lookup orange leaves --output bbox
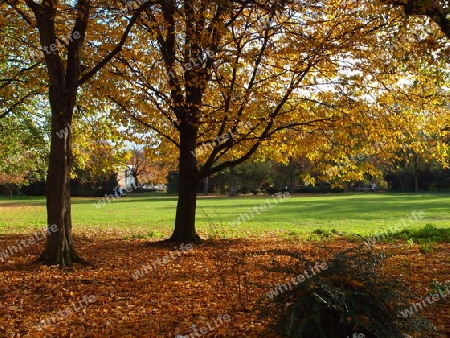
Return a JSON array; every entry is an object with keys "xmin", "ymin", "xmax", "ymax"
[{"xmin": 0, "ymin": 234, "xmax": 450, "ymax": 336}]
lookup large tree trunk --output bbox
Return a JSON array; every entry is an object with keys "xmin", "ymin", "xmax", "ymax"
[
  {"xmin": 24, "ymin": 0, "xmax": 144, "ymax": 266},
  {"xmin": 37, "ymin": 53, "xmax": 87, "ymax": 267},
  {"xmin": 171, "ymin": 175, "xmax": 200, "ymax": 242},
  {"xmin": 169, "ymin": 123, "xmax": 201, "ymax": 243},
  {"xmin": 39, "ymin": 108, "xmax": 85, "ymax": 267},
  {"xmin": 27, "ymin": 0, "xmax": 91, "ymax": 268}
]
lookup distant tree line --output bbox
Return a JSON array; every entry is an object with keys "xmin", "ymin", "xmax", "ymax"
[
  {"xmin": 165, "ymin": 158, "xmax": 450, "ymax": 195},
  {"xmin": 3, "ymin": 154, "xmax": 450, "ymax": 197}
]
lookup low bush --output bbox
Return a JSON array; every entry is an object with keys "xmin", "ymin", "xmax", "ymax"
[
  {"xmin": 255, "ymin": 245, "xmax": 440, "ymax": 338},
  {"xmin": 393, "ymin": 224, "xmax": 450, "ymax": 244}
]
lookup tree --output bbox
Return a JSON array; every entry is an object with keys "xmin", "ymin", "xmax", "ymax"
[
  {"xmin": 3, "ymin": 0, "xmax": 448, "ymax": 249},
  {"xmin": 232, "ymin": 161, "xmax": 273, "ymax": 193},
  {"xmin": 143, "ymin": 147, "xmax": 173, "ymax": 186},
  {"xmin": 72, "ymin": 138, "xmax": 130, "ymax": 196},
  {"xmin": 101, "ymin": 0, "xmax": 435, "ymax": 242},
  {"xmin": 2, "ymin": 0, "xmax": 151, "ymax": 267},
  {"xmin": 0, "ymin": 106, "xmax": 48, "ymax": 195},
  {"xmin": 381, "ymin": 0, "xmax": 450, "ymax": 39},
  {"xmin": 127, "ymin": 145, "xmax": 153, "ymax": 187}
]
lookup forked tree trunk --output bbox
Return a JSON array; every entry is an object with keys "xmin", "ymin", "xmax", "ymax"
[
  {"xmin": 27, "ymin": 0, "xmax": 90, "ymax": 268},
  {"xmin": 24, "ymin": 0, "xmax": 145, "ymax": 266}
]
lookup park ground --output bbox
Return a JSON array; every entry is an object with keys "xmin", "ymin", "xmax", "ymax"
[{"xmin": 0, "ymin": 193, "xmax": 449, "ymax": 337}]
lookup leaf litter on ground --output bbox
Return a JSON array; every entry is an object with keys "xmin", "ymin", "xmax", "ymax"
[{"xmin": 0, "ymin": 231, "xmax": 449, "ymax": 337}]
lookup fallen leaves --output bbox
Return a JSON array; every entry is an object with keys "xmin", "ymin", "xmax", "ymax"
[{"xmin": 0, "ymin": 234, "xmax": 449, "ymax": 337}]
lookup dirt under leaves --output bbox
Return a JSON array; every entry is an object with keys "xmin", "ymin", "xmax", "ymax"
[{"xmin": 0, "ymin": 232, "xmax": 449, "ymax": 337}]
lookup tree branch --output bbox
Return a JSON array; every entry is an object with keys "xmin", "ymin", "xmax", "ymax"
[
  {"xmin": 382, "ymin": 0, "xmax": 450, "ymax": 39},
  {"xmin": 78, "ymin": 0, "xmax": 157, "ymax": 85}
]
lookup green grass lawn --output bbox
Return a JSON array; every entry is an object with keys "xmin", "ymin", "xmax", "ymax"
[{"xmin": 1, "ymin": 193, "xmax": 449, "ymax": 241}]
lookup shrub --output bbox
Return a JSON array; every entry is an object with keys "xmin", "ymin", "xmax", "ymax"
[
  {"xmin": 166, "ymin": 171, "xmax": 179, "ymax": 193},
  {"xmin": 393, "ymin": 224, "xmax": 450, "ymax": 244},
  {"xmin": 255, "ymin": 245, "xmax": 440, "ymax": 338},
  {"xmin": 294, "ymin": 185, "xmax": 319, "ymax": 193},
  {"xmin": 266, "ymin": 186, "xmax": 280, "ymax": 194},
  {"xmin": 239, "ymin": 186, "xmax": 250, "ymax": 194}
]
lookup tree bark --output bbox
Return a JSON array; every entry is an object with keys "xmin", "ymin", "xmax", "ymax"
[
  {"xmin": 169, "ymin": 122, "xmax": 201, "ymax": 243},
  {"xmin": 20, "ymin": 0, "xmax": 147, "ymax": 266},
  {"xmin": 40, "ymin": 110, "xmax": 85, "ymax": 266},
  {"xmin": 26, "ymin": 0, "xmax": 90, "ymax": 268}
]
